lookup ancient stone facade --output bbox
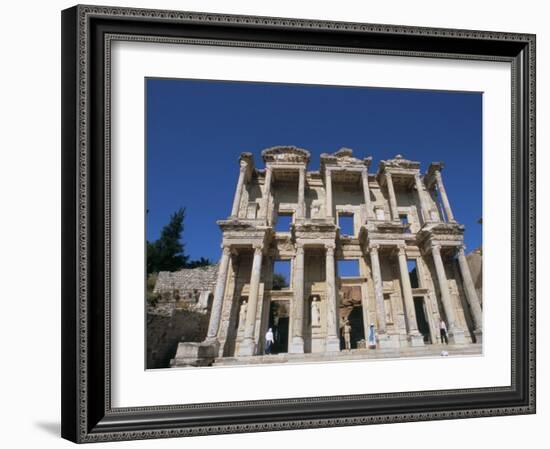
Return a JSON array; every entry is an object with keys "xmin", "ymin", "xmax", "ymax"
[{"xmin": 172, "ymin": 146, "xmax": 482, "ymax": 366}]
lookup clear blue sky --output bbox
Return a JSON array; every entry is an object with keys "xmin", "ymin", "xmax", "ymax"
[{"xmin": 146, "ymin": 78, "xmax": 482, "ymax": 263}]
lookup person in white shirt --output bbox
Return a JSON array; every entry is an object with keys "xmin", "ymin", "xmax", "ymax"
[
  {"xmin": 265, "ymin": 328, "xmax": 274, "ymax": 354},
  {"xmin": 439, "ymin": 319, "xmax": 449, "ymax": 345}
]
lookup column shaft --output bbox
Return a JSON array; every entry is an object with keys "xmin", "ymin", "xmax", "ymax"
[
  {"xmin": 290, "ymin": 245, "xmax": 305, "ymax": 353},
  {"xmin": 385, "ymin": 172, "xmax": 399, "ymax": 221},
  {"xmin": 262, "ymin": 167, "xmax": 273, "ymax": 221},
  {"xmin": 435, "ymin": 171, "xmax": 455, "ymax": 222},
  {"xmin": 230, "ymin": 164, "xmax": 247, "ymax": 217},
  {"xmin": 414, "ymin": 173, "xmax": 430, "ymax": 224},
  {"xmin": 362, "ymin": 168, "xmax": 373, "ymax": 219},
  {"xmin": 397, "ymin": 246, "xmax": 420, "ymax": 335},
  {"xmin": 325, "ymin": 169, "xmax": 333, "ymax": 219},
  {"xmin": 206, "ymin": 246, "xmax": 232, "ymax": 340},
  {"xmin": 457, "ymin": 247, "xmax": 483, "ymax": 331},
  {"xmin": 369, "ymin": 245, "xmax": 386, "ymax": 334},
  {"xmin": 239, "ymin": 245, "xmax": 263, "ymax": 356},
  {"xmin": 325, "ymin": 245, "xmax": 340, "ymax": 351},
  {"xmin": 432, "ymin": 245, "xmax": 458, "ymax": 331},
  {"xmin": 297, "ymin": 167, "xmax": 306, "ymax": 219}
]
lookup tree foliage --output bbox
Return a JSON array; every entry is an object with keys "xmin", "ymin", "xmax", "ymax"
[
  {"xmin": 147, "ymin": 208, "xmax": 189, "ymax": 273},
  {"xmin": 147, "ymin": 207, "xmax": 214, "ymax": 274},
  {"xmin": 272, "ymin": 273, "xmax": 289, "ymax": 291}
]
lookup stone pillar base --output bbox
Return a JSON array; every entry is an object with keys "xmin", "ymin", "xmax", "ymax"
[
  {"xmin": 408, "ymin": 333, "xmax": 425, "ymax": 347},
  {"xmin": 449, "ymin": 328, "xmax": 466, "ymax": 345},
  {"xmin": 377, "ymin": 333, "xmax": 400, "ymax": 349},
  {"xmin": 238, "ymin": 338, "xmax": 256, "ymax": 357},
  {"xmin": 289, "ymin": 337, "xmax": 305, "ymax": 354},
  {"xmin": 170, "ymin": 340, "xmax": 219, "ymax": 367},
  {"xmin": 325, "ymin": 336, "xmax": 341, "ymax": 352},
  {"xmin": 473, "ymin": 329, "xmax": 483, "ymax": 344}
]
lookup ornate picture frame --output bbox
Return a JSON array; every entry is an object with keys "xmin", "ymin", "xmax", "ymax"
[{"xmin": 61, "ymin": 4, "xmax": 535, "ymax": 443}]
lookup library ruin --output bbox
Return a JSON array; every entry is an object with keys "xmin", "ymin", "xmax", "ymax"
[{"xmin": 166, "ymin": 146, "xmax": 482, "ymax": 367}]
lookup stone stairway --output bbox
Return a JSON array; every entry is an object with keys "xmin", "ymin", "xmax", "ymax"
[{"xmin": 213, "ymin": 343, "xmax": 482, "ymax": 366}]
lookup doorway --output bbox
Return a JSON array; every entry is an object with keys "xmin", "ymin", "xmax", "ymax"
[
  {"xmin": 347, "ymin": 305, "xmax": 366, "ymax": 349},
  {"xmin": 413, "ymin": 297, "xmax": 432, "ymax": 343},
  {"xmin": 269, "ymin": 301, "xmax": 289, "ymax": 354}
]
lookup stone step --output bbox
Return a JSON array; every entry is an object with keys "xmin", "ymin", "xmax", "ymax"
[{"xmin": 213, "ymin": 344, "xmax": 482, "ymax": 366}]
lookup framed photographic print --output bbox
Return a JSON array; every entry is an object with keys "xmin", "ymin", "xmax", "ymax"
[{"xmin": 61, "ymin": 4, "xmax": 536, "ymax": 443}]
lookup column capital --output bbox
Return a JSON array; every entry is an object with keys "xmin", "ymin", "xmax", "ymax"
[
  {"xmin": 432, "ymin": 244, "xmax": 442, "ymax": 255},
  {"xmin": 295, "ymin": 243, "xmax": 305, "ymax": 255},
  {"xmin": 369, "ymin": 243, "xmax": 380, "ymax": 253},
  {"xmin": 457, "ymin": 244, "xmax": 466, "ymax": 255},
  {"xmin": 252, "ymin": 243, "xmax": 264, "ymax": 254},
  {"xmin": 325, "ymin": 243, "xmax": 336, "ymax": 255},
  {"xmin": 221, "ymin": 244, "xmax": 232, "ymax": 256},
  {"xmin": 397, "ymin": 244, "xmax": 407, "ymax": 256}
]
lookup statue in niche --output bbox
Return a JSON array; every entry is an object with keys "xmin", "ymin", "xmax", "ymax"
[
  {"xmin": 238, "ymin": 299, "xmax": 248, "ymax": 329},
  {"xmin": 311, "ymin": 296, "xmax": 321, "ymax": 327}
]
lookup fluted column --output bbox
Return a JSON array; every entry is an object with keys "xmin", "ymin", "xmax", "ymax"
[
  {"xmin": 262, "ymin": 166, "xmax": 273, "ymax": 221},
  {"xmin": 457, "ymin": 246, "xmax": 483, "ymax": 336},
  {"xmin": 362, "ymin": 168, "xmax": 373, "ymax": 219},
  {"xmin": 325, "ymin": 169, "xmax": 333, "ymax": 219},
  {"xmin": 325, "ymin": 243, "xmax": 340, "ymax": 351},
  {"xmin": 230, "ymin": 162, "xmax": 248, "ymax": 218},
  {"xmin": 434, "ymin": 170, "xmax": 455, "ymax": 222},
  {"xmin": 414, "ymin": 173, "xmax": 430, "ymax": 224},
  {"xmin": 239, "ymin": 244, "xmax": 264, "ymax": 356},
  {"xmin": 297, "ymin": 167, "xmax": 306, "ymax": 219},
  {"xmin": 397, "ymin": 245, "xmax": 424, "ymax": 346},
  {"xmin": 385, "ymin": 172, "xmax": 399, "ymax": 221},
  {"xmin": 206, "ymin": 245, "xmax": 232, "ymax": 342},
  {"xmin": 289, "ymin": 244, "xmax": 305, "ymax": 353},
  {"xmin": 431, "ymin": 244, "xmax": 465, "ymax": 344}
]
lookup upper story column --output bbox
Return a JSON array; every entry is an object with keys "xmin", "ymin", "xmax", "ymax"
[
  {"xmin": 206, "ymin": 244, "xmax": 232, "ymax": 342},
  {"xmin": 230, "ymin": 154, "xmax": 252, "ymax": 218},
  {"xmin": 262, "ymin": 166, "xmax": 273, "ymax": 221},
  {"xmin": 325, "ymin": 168, "xmax": 333, "ymax": 219},
  {"xmin": 434, "ymin": 170, "xmax": 455, "ymax": 222},
  {"xmin": 297, "ymin": 166, "xmax": 306, "ymax": 219},
  {"xmin": 361, "ymin": 168, "xmax": 373, "ymax": 219},
  {"xmin": 385, "ymin": 172, "xmax": 399, "ymax": 221},
  {"xmin": 414, "ymin": 172, "xmax": 431, "ymax": 224}
]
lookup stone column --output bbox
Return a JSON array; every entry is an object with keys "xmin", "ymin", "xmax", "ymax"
[
  {"xmin": 205, "ymin": 245, "xmax": 232, "ymax": 343},
  {"xmin": 325, "ymin": 169, "xmax": 333, "ymax": 219},
  {"xmin": 414, "ymin": 173, "xmax": 430, "ymax": 224},
  {"xmin": 262, "ymin": 166, "xmax": 273, "ymax": 221},
  {"xmin": 230, "ymin": 162, "xmax": 248, "ymax": 218},
  {"xmin": 325, "ymin": 243, "xmax": 340, "ymax": 351},
  {"xmin": 397, "ymin": 245, "xmax": 424, "ymax": 346},
  {"xmin": 457, "ymin": 246, "xmax": 483, "ymax": 341},
  {"xmin": 434, "ymin": 170, "xmax": 455, "ymax": 222},
  {"xmin": 385, "ymin": 172, "xmax": 399, "ymax": 221},
  {"xmin": 431, "ymin": 244, "xmax": 465, "ymax": 344},
  {"xmin": 362, "ymin": 168, "xmax": 373, "ymax": 219},
  {"xmin": 290, "ymin": 244, "xmax": 305, "ymax": 353},
  {"xmin": 297, "ymin": 166, "xmax": 306, "ymax": 219},
  {"xmin": 239, "ymin": 244, "xmax": 264, "ymax": 356},
  {"xmin": 369, "ymin": 244, "xmax": 386, "ymax": 335}
]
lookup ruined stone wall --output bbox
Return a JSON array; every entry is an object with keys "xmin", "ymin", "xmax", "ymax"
[{"xmin": 154, "ymin": 264, "xmax": 219, "ymax": 301}]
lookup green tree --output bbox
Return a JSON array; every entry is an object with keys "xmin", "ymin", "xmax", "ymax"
[
  {"xmin": 186, "ymin": 257, "xmax": 213, "ymax": 269},
  {"xmin": 147, "ymin": 208, "xmax": 189, "ymax": 273},
  {"xmin": 272, "ymin": 273, "xmax": 288, "ymax": 290}
]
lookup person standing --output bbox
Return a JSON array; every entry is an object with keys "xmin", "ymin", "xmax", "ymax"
[
  {"xmin": 265, "ymin": 328, "xmax": 274, "ymax": 354},
  {"xmin": 439, "ymin": 318, "xmax": 449, "ymax": 345}
]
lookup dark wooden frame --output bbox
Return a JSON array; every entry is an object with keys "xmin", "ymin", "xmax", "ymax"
[{"xmin": 61, "ymin": 4, "xmax": 536, "ymax": 443}]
